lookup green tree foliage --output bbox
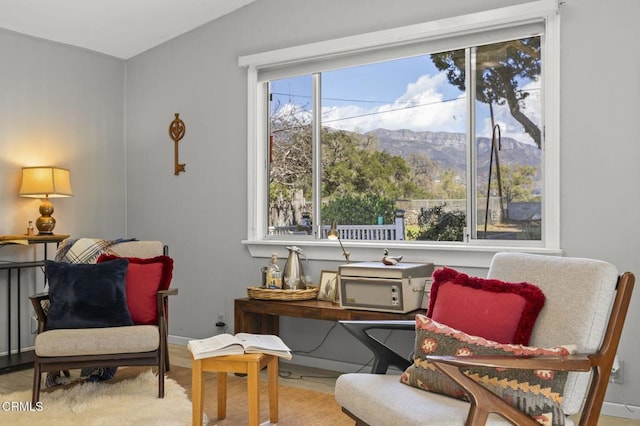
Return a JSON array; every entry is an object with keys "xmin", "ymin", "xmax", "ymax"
[
  {"xmin": 321, "ymin": 129, "xmax": 427, "ymax": 200},
  {"xmin": 431, "ymin": 38, "xmax": 542, "ymax": 148},
  {"xmin": 408, "ymin": 204, "xmax": 466, "ymax": 241},
  {"xmin": 406, "ymin": 153, "xmax": 440, "ymax": 198},
  {"xmin": 269, "ymin": 117, "xmax": 429, "ymax": 226},
  {"xmin": 493, "ymin": 164, "xmax": 538, "ymax": 203},
  {"xmin": 436, "ymin": 168, "xmax": 466, "ymax": 199},
  {"xmin": 322, "ymin": 194, "xmax": 396, "ymax": 225}
]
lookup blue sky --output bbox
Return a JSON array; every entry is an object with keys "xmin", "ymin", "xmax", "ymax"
[
  {"xmin": 322, "ymin": 56, "xmax": 453, "ymax": 106},
  {"xmin": 270, "ymin": 53, "xmax": 540, "ymax": 145}
]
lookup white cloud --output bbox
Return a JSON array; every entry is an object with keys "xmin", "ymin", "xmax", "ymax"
[
  {"xmin": 321, "ymin": 73, "xmax": 466, "ymax": 133},
  {"xmin": 305, "ymin": 71, "xmax": 541, "ymax": 146}
]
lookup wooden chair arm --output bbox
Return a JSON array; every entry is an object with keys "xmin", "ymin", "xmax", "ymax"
[
  {"xmin": 426, "ymin": 353, "xmax": 595, "ymax": 425},
  {"xmin": 28, "ymin": 288, "xmax": 179, "ymax": 331},
  {"xmin": 29, "ymin": 292, "xmax": 49, "ymax": 305},
  {"xmin": 29, "ymin": 292, "xmax": 50, "ymax": 333},
  {"xmin": 340, "ymin": 320, "xmax": 415, "ymax": 373},
  {"xmin": 158, "ymin": 288, "xmax": 178, "ymax": 297},
  {"xmin": 427, "ymin": 353, "xmax": 594, "ymax": 372},
  {"xmin": 156, "ymin": 287, "xmax": 178, "ymax": 323}
]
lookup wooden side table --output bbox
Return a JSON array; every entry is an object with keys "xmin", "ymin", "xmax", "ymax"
[
  {"xmin": 191, "ymin": 353, "xmax": 279, "ymax": 426},
  {"xmin": 0, "ymin": 234, "xmax": 69, "ymax": 260}
]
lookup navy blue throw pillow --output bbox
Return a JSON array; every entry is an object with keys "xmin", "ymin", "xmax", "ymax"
[{"xmin": 45, "ymin": 259, "xmax": 133, "ymax": 330}]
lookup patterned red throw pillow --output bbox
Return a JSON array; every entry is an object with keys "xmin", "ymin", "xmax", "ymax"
[
  {"xmin": 427, "ymin": 267, "xmax": 545, "ymax": 345},
  {"xmin": 400, "ymin": 315, "xmax": 575, "ymax": 426}
]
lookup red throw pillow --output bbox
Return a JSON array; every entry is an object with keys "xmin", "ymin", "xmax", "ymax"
[
  {"xmin": 427, "ymin": 267, "xmax": 545, "ymax": 345},
  {"xmin": 97, "ymin": 254, "xmax": 173, "ymax": 325}
]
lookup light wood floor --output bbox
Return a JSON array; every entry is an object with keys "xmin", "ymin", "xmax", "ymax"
[{"xmin": 1, "ymin": 344, "xmax": 638, "ymax": 426}]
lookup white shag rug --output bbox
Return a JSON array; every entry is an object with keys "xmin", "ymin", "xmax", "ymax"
[{"xmin": 0, "ymin": 370, "xmax": 192, "ymax": 425}]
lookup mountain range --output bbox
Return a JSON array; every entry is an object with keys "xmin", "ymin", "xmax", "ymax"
[{"xmin": 366, "ymin": 128, "xmax": 542, "ymax": 185}]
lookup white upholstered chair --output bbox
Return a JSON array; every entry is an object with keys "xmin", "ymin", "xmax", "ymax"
[
  {"xmin": 335, "ymin": 252, "xmax": 634, "ymax": 425},
  {"xmin": 29, "ymin": 240, "xmax": 177, "ymax": 404}
]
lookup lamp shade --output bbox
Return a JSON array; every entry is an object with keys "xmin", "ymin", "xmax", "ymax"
[{"xmin": 18, "ymin": 167, "xmax": 73, "ymax": 198}]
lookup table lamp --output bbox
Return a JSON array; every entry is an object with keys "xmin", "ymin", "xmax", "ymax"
[
  {"xmin": 327, "ymin": 220, "xmax": 350, "ymax": 263},
  {"xmin": 18, "ymin": 167, "xmax": 73, "ymax": 234}
]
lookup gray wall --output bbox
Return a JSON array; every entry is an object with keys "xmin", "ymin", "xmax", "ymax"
[
  {"xmin": 0, "ymin": 30, "xmax": 126, "ymax": 238},
  {"xmin": 1, "ymin": 0, "xmax": 639, "ymax": 417},
  {"xmin": 0, "ymin": 29, "xmax": 126, "ymax": 357}
]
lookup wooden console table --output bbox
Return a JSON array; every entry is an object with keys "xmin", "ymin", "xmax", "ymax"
[
  {"xmin": 0, "ymin": 234, "xmax": 69, "ymax": 258},
  {"xmin": 0, "ymin": 234, "xmax": 69, "ymax": 373},
  {"xmin": 234, "ymin": 297, "xmax": 419, "ymax": 335}
]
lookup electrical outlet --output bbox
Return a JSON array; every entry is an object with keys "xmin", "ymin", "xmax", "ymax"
[
  {"xmin": 216, "ymin": 313, "xmax": 226, "ymax": 327},
  {"xmin": 611, "ymin": 360, "xmax": 624, "ymax": 384}
]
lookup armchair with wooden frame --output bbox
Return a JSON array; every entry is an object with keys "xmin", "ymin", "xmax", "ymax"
[
  {"xmin": 335, "ymin": 252, "xmax": 635, "ymax": 426},
  {"xmin": 29, "ymin": 240, "xmax": 177, "ymax": 404}
]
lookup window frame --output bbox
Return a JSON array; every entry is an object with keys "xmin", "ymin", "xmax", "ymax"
[{"xmin": 239, "ymin": 0, "xmax": 561, "ymax": 268}]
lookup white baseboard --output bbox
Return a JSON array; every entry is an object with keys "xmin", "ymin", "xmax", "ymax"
[
  {"xmin": 169, "ymin": 335, "xmax": 191, "ymax": 346},
  {"xmin": 280, "ymin": 353, "xmax": 373, "ymax": 374},
  {"xmin": 601, "ymin": 402, "xmax": 640, "ymax": 420},
  {"xmin": 276, "ymin": 352, "xmax": 406, "ymax": 376},
  {"xmin": 0, "ymin": 345, "xmax": 35, "ymax": 356}
]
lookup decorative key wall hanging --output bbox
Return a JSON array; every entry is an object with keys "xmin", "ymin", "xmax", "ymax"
[{"xmin": 169, "ymin": 113, "xmax": 186, "ymax": 175}]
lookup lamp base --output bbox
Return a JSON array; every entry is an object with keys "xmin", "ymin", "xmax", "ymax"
[
  {"xmin": 36, "ymin": 198, "xmax": 56, "ymax": 234},
  {"xmin": 35, "ymin": 217, "xmax": 56, "ymax": 234}
]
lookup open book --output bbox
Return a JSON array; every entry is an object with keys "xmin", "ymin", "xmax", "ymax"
[{"xmin": 187, "ymin": 333, "xmax": 292, "ymax": 360}]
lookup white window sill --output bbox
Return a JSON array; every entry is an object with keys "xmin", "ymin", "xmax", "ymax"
[{"xmin": 242, "ymin": 239, "xmax": 562, "ymax": 269}]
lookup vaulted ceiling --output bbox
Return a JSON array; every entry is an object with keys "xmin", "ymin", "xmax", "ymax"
[{"xmin": 0, "ymin": 0, "xmax": 256, "ymax": 59}]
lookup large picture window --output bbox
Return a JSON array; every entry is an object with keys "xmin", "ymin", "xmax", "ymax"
[{"xmin": 241, "ymin": 1, "xmax": 560, "ymax": 265}]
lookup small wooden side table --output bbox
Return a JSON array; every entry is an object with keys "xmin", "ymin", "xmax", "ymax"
[{"xmin": 191, "ymin": 352, "xmax": 279, "ymax": 426}]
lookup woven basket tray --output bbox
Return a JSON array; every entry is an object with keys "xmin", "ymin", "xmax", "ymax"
[{"xmin": 247, "ymin": 286, "xmax": 319, "ymax": 301}]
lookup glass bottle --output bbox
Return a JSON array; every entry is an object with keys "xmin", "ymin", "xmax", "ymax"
[
  {"xmin": 266, "ymin": 253, "xmax": 283, "ymax": 289},
  {"xmin": 27, "ymin": 221, "xmax": 35, "ymax": 236}
]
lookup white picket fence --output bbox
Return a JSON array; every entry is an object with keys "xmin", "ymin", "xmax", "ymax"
[
  {"xmin": 319, "ymin": 224, "xmax": 403, "ymax": 240},
  {"xmin": 269, "ymin": 214, "xmax": 405, "ymax": 240}
]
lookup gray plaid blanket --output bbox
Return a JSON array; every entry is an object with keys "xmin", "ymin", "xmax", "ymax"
[{"xmin": 54, "ymin": 237, "xmax": 133, "ymax": 264}]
